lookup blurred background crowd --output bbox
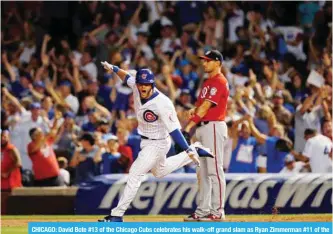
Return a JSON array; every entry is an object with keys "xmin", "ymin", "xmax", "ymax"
[{"xmin": 1, "ymin": 1, "xmax": 332, "ymax": 188}]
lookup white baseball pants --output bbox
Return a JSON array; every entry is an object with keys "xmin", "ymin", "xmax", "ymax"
[
  {"xmin": 195, "ymin": 121, "xmax": 227, "ymax": 217},
  {"xmin": 111, "ymin": 137, "xmax": 193, "ymax": 217}
]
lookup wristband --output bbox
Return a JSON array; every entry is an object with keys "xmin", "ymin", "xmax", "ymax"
[
  {"xmin": 113, "ymin": 65, "xmax": 120, "ymax": 73},
  {"xmin": 190, "ymin": 114, "xmax": 202, "ymax": 124}
]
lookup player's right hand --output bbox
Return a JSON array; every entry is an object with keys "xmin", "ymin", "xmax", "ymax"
[
  {"xmin": 186, "ymin": 108, "xmax": 196, "ymax": 119},
  {"xmin": 101, "ymin": 61, "xmax": 113, "ymax": 72}
]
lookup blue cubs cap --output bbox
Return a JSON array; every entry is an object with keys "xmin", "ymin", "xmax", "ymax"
[
  {"xmin": 199, "ymin": 50, "xmax": 223, "ymax": 63},
  {"xmin": 135, "ymin": 68, "xmax": 155, "ymax": 85}
]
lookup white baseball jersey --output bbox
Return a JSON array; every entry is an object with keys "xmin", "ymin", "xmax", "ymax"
[
  {"xmin": 126, "ymin": 75, "xmax": 181, "ymax": 139},
  {"xmin": 303, "ymin": 134, "xmax": 333, "ymax": 173}
]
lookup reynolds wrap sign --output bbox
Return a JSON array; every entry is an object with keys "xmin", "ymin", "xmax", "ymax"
[{"xmin": 75, "ymin": 174, "xmax": 332, "ymax": 215}]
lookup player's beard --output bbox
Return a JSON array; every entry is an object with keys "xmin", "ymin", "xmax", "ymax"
[{"xmin": 140, "ymin": 86, "xmax": 153, "ymax": 99}]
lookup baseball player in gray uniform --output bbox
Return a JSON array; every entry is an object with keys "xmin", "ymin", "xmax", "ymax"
[
  {"xmin": 98, "ymin": 61, "xmax": 214, "ymax": 222},
  {"xmin": 183, "ymin": 50, "xmax": 229, "ymax": 221}
]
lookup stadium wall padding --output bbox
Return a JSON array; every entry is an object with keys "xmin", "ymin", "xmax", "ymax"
[{"xmin": 75, "ymin": 173, "xmax": 332, "ymax": 215}]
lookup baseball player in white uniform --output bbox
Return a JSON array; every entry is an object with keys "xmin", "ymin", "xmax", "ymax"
[{"xmin": 98, "ymin": 61, "xmax": 214, "ymax": 222}]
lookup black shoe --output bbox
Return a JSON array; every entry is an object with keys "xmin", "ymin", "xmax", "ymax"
[{"xmin": 98, "ymin": 215, "xmax": 123, "ymax": 222}]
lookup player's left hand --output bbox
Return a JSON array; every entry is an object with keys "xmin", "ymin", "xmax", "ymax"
[{"xmin": 101, "ymin": 61, "xmax": 114, "ymax": 73}]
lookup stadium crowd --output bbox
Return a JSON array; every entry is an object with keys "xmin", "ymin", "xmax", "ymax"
[{"xmin": 1, "ymin": 1, "xmax": 332, "ymax": 188}]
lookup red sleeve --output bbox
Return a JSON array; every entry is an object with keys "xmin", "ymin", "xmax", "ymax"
[{"xmin": 205, "ymin": 80, "xmax": 228, "ymax": 105}]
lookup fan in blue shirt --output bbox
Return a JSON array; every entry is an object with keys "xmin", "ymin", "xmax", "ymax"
[{"xmin": 246, "ymin": 116, "xmax": 289, "ymax": 173}]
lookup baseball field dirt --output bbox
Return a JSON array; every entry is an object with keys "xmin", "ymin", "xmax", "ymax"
[{"xmin": 1, "ymin": 214, "xmax": 332, "ymax": 234}]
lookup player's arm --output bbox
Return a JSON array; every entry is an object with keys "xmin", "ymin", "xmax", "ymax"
[
  {"xmin": 170, "ymin": 129, "xmax": 192, "ymax": 152},
  {"xmin": 184, "ymin": 100, "xmax": 213, "ymax": 133},
  {"xmin": 101, "ymin": 61, "xmax": 131, "ymax": 82}
]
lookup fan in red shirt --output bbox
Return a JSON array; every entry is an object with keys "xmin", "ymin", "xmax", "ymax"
[
  {"xmin": 27, "ymin": 113, "xmax": 64, "ymax": 186},
  {"xmin": 1, "ymin": 130, "xmax": 22, "ymax": 191},
  {"xmin": 183, "ymin": 50, "xmax": 229, "ymax": 222}
]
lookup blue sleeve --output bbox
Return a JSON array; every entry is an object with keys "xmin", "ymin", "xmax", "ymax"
[{"xmin": 170, "ymin": 129, "xmax": 190, "ymax": 151}]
